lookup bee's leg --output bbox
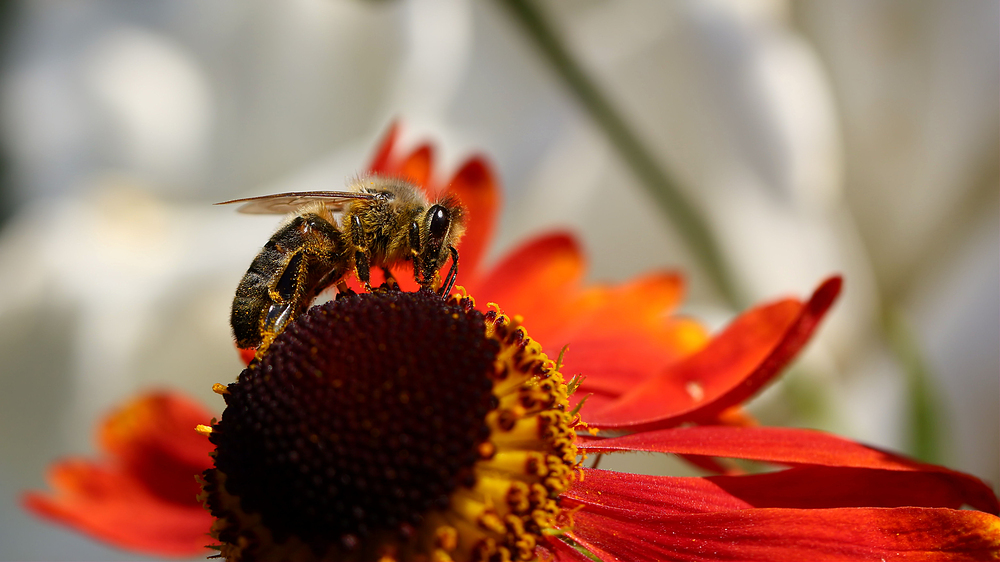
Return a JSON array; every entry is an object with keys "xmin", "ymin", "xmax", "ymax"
[
  {"xmin": 255, "ymin": 250, "xmax": 307, "ymax": 356},
  {"xmin": 439, "ymin": 246, "xmax": 460, "ymax": 296},
  {"xmin": 256, "ymin": 307, "xmax": 290, "ymax": 360}
]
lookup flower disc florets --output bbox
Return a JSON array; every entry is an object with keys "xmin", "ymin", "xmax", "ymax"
[{"xmin": 201, "ymin": 289, "xmax": 578, "ymax": 561}]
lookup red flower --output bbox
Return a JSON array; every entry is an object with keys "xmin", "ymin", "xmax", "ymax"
[
  {"xmin": 24, "ymin": 392, "xmax": 215, "ymax": 556},
  {"xmin": 25, "ymin": 127, "xmax": 1000, "ymax": 560}
]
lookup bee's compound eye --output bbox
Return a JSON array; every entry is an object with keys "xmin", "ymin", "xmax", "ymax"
[{"xmin": 427, "ymin": 205, "xmax": 450, "ymax": 243}]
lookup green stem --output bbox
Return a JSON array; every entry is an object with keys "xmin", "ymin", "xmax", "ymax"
[
  {"xmin": 882, "ymin": 306, "xmax": 945, "ymax": 464},
  {"xmin": 497, "ymin": 0, "xmax": 743, "ymax": 307}
]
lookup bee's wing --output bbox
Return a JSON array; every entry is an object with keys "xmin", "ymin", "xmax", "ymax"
[{"xmin": 215, "ymin": 191, "xmax": 377, "ymax": 215}]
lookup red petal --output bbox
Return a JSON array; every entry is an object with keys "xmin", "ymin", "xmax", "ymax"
[
  {"xmin": 587, "ymin": 277, "xmax": 842, "ymax": 430},
  {"xmin": 383, "ymin": 262, "xmax": 422, "ymax": 292},
  {"xmin": 24, "ymin": 461, "xmax": 212, "ymax": 557},
  {"xmin": 579, "ymin": 426, "xmax": 999, "ymax": 514},
  {"xmin": 563, "ymin": 468, "xmax": 754, "ymax": 515},
  {"xmin": 709, "ymin": 466, "xmax": 1000, "ymax": 511},
  {"xmin": 567, "ymin": 506, "xmax": 1000, "ymax": 562},
  {"xmin": 366, "ymin": 121, "xmax": 400, "ymax": 174},
  {"xmin": 444, "ymin": 157, "xmax": 500, "ymax": 277},
  {"xmin": 566, "ymin": 466, "xmax": 997, "ymax": 517},
  {"xmin": 23, "ymin": 392, "xmax": 217, "ymax": 556}
]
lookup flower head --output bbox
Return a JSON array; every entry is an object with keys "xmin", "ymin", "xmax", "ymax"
[
  {"xmin": 24, "ymin": 128, "xmax": 1000, "ymax": 561},
  {"xmin": 202, "ymin": 288, "xmax": 576, "ymax": 561}
]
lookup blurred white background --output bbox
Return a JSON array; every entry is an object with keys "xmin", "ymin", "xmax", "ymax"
[{"xmin": 0, "ymin": 1, "xmax": 995, "ymax": 560}]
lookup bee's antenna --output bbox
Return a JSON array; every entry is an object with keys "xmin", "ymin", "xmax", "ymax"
[{"xmin": 439, "ymin": 246, "xmax": 459, "ymax": 296}]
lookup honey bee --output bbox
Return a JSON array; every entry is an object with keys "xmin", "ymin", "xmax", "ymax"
[{"xmin": 218, "ymin": 176, "xmax": 466, "ymax": 352}]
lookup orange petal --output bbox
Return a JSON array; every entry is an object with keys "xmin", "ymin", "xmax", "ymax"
[
  {"xmin": 445, "ymin": 157, "xmax": 500, "ymax": 277},
  {"xmin": 579, "ymin": 272, "xmax": 687, "ymax": 335},
  {"xmin": 530, "ymin": 273, "xmax": 703, "ymax": 408},
  {"xmin": 473, "ymin": 233, "xmax": 586, "ymax": 337},
  {"xmin": 547, "ymin": 271, "xmax": 699, "ymax": 351},
  {"xmin": 558, "ymin": 317, "xmax": 709, "ymax": 407},
  {"xmin": 560, "ymin": 329, "xmax": 693, "ymax": 410}
]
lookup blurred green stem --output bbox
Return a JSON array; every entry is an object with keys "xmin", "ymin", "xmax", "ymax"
[
  {"xmin": 500, "ymin": 0, "xmax": 945, "ymax": 464},
  {"xmin": 882, "ymin": 306, "xmax": 945, "ymax": 464},
  {"xmin": 497, "ymin": 0, "xmax": 743, "ymax": 308}
]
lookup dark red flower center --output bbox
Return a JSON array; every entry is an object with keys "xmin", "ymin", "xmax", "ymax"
[{"xmin": 207, "ymin": 290, "xmax": 499, "ymax": 551}]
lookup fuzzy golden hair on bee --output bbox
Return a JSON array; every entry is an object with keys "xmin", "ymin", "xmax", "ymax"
[{"xmin": 217, "ymin": 176, "xmax": 467, "ymax": 354}]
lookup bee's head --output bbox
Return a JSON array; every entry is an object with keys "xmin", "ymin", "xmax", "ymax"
[{"xmin": 413, "ymin": 196, "xmax": 465, "ymax": 286}]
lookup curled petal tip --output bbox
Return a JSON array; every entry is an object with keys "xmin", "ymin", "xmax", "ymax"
[
  {"xmin": 367, "ymin": 120, "xmax": 401, "ymax": 173},
  {"xmin": 815, "ymin": 275, "xmax": 843, "ymax": 305}
]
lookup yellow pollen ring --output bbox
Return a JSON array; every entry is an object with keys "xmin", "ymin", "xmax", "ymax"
[{"xmin": 436, "ymin": 294, "xmax": 578, "ymax": 561}]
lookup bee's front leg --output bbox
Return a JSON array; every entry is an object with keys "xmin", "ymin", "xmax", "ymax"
[{"xmin": 439, "ymin": 246, "xmax": 459, "ymax": 296}]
